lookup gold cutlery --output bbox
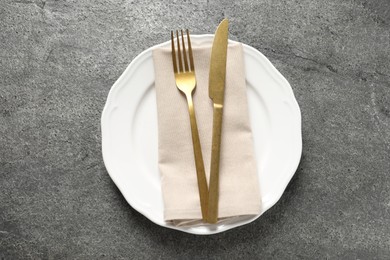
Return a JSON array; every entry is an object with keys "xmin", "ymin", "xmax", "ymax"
[
  {"xmin": 170, "ymin": 30, "xmax": 209, "ymax": 221},
  {"xmin": 207, "ymin": 19, "xmax": 229, "ymax": 223}
]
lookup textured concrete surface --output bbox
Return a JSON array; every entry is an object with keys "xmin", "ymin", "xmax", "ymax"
[{"xmin": 1, "ymin": 0, "xmax": 390, "ymax": 259}]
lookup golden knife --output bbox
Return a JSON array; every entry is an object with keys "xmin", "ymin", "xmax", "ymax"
[{"xmin": 207, "ymin": 19, "xmax": 229, "ymax": 224}]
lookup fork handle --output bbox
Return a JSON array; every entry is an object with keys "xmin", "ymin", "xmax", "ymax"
[{"xmin": 186, "ymin": 94, "xmax": 209, "ymax": 221}]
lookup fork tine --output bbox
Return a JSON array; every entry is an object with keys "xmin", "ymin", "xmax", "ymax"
[
  {"xmin": 181, "ymin": 30, "xmax": 189, "ymax": 72},
  {"xmin": 186, "ymin": 29, "xmax": 195, "ymax": 72},
  {"xmin": 176, "ymin": 30, "xmax": 183, "ymax": 72},
  {"xmin": 171, "ymin": 31, "xmax": 177, "ymax": 73}
]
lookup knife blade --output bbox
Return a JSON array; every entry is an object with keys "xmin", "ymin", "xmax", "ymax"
[{"xmin": 207, "ymin": 18, "xmax": 229, "ymax": 224}]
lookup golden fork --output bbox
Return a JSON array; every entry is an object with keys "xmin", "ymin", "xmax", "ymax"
[{"xmin": 171, "ymin": 30, "xmax": 208, "ymax": 221}]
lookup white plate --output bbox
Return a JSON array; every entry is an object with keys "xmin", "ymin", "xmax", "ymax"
[{"xmin": 101, "ymin": 35, "xmax": 302, "ymax": 235}]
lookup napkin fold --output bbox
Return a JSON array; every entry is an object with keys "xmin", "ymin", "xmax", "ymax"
[{"xmin": 153, "ymin": 40, "xmax": 260, "ymax": 226}]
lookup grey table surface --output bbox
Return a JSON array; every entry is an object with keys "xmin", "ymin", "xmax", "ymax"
[{"xmin": 1, "ymin": 0, "xmax": 390, "ymax": 259}]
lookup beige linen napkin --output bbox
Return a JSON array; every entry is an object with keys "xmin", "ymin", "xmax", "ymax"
[{"xmin": 153, "ymin": 40, "xmax": 260, "ymax": 226}]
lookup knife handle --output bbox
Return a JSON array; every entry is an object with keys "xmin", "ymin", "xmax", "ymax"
[
  {"xmin": 186, "ymin": 94, "xmax": 209, "ymax": 221},
  {"xmin": 207, "ymin": 103, "xmax": 223, "ymax": 224}
]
